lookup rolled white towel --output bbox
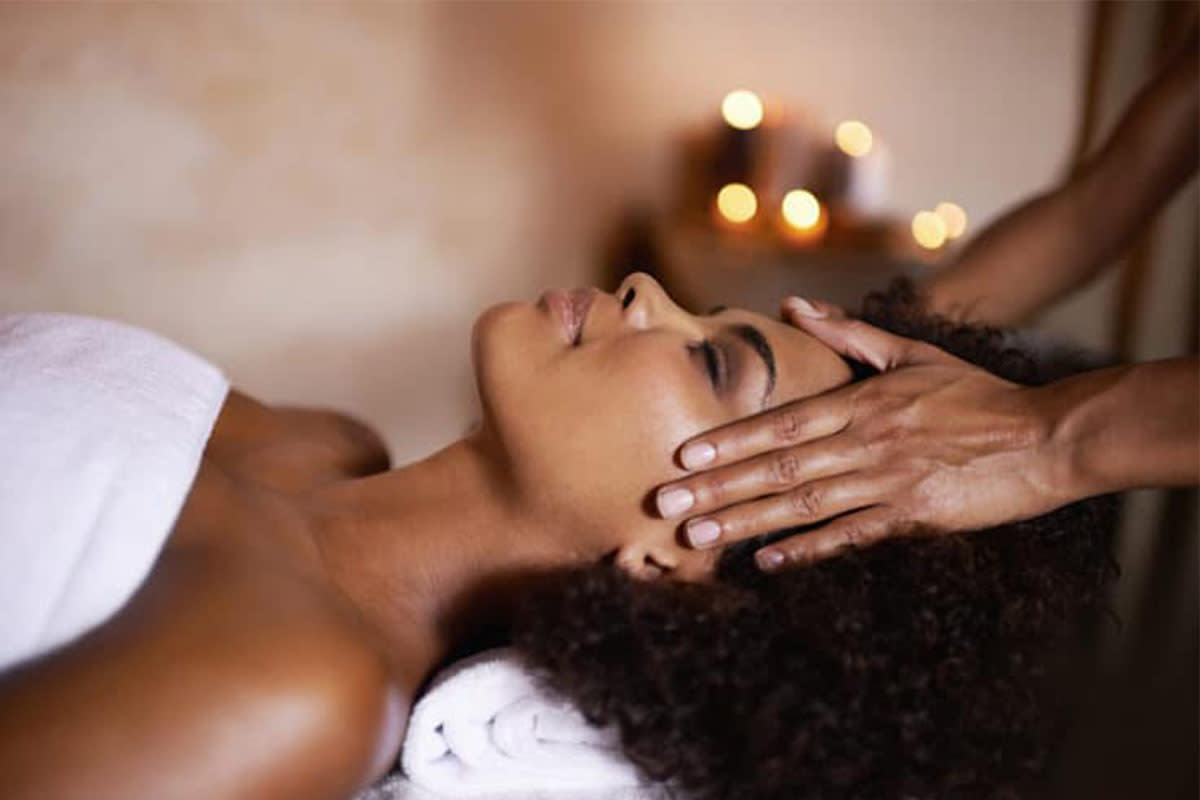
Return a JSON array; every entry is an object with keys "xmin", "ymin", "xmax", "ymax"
[{"xmin": 400, "ymin": 647, "xmax": 652, "ymax": 797}]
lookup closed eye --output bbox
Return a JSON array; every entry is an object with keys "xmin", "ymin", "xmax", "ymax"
[{"xmin": 689, "ymin": 339, "xmax": 725, "ymax": 390}]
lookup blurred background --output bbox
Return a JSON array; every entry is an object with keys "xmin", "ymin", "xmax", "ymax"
[
  {"xmin": 0, "ymin": 0, "xmax": 1122, "ymax": 461},
  {"xmin": 0, "ymin": 2, "xmax": 1195, "ymax": 796}
]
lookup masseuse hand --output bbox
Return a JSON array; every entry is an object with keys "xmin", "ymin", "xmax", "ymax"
[{"xmin": 657, "ymin": 298, "xmax": 1071, "ymax": 572}]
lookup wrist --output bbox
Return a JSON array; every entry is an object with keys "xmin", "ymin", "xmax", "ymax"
[
  {"xmin": 1014, "ymin": 383, "xmax": 1084, "ymax": 509},
  {"xmin": 1029, "ymin": 367, "xmax": 1128, "ymax": 502}
]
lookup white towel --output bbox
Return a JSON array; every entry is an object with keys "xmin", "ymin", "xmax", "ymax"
[
  {"xmin": 0, "ymin": 313, "xmax": 228, "ymax": 672},
  {"xmin": 401, "ymin": 647, "xmax": 653, "ymax": 797}
]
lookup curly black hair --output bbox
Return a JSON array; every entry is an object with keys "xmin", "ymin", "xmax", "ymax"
[{"xmin": 513, "ymin": 281, "xmax": 1118, "ymax": 800}]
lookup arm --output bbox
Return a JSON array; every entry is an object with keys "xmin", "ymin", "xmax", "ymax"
[
  {"xmin": 0, "ymin": 547, "xmax": 403, "ymax": 800},
  {"xmin": 926, "ymin": 27, "xmax": 1199, "ymax": 325}
]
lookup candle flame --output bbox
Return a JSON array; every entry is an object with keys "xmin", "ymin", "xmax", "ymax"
[
  {"xmin": 716, "ymin": 183, "xmax": 758, "ymax": 223},
  {"xmin": 782, "ymin": 189, "xmax": 822, "ymax": 230},
  {"xmin": 835, "ymin": 120, "xmax": 874, "ymax": 158},
  {"xmin": 721, "ymin": 90, "xmax": 764, "ymax": 131},
  {"xmin": 911, "ymin": 210, "xmax": 948, "ymax": 250}
]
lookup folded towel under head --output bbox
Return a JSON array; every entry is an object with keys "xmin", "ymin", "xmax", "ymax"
[{"xmin": 401, "ymin": 647, "xmax": 654, "ymax": 798}]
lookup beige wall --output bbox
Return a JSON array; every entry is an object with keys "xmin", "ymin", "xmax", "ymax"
[{"xmin": 0, "ymin": 1, "xmax": 1086, "ymax": 464}]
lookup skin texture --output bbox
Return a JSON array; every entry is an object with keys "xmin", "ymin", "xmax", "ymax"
[{"xmin": 0, "ymin": 273, "xmax": 853, "ymax": 799}]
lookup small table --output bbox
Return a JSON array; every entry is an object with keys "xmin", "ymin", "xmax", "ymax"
[{"xmin": 654, "ymin": 223, "xmax": 932, "ymax": 316}]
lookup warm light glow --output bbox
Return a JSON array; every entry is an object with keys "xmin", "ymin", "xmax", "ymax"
[
  {"xmin": 934, "ymin": 201, "xmax": 968, "ymax": 239},
  {"xmin": 781, "ymin": 189, "xmax": 822, "ymax": 230},
  {"xmin": 721, "ymin": 90, "xmax": 764, "ymax": 130},
  {"xmin": 716, "ymin": 183, "xmax": 758, "ymax": 223},
  {"xmin": 835, "ymin": 120, "xmax": 874, "ymax": 157},
  {"xmin": 911, "ymin": 210, "xmax": 948, "ymax": 250}
]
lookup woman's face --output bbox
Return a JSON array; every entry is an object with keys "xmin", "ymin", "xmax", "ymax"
[{"xmin": 472, "ymin": 273, "xmax": 852, "ymax": 579}]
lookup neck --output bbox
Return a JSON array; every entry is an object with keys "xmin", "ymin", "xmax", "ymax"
[{"xmin": 310, "ymin": 432, "xmax": 573, "ymax": 686}]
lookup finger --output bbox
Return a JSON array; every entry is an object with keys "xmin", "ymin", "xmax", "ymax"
[
  {"xmin": 675, "ymin": 388, "xmax": 856, "ymax": 471},
  {"xmin": 780, "ymin": 296, "xmax": 846, "ymax": 320},
  {"xmin": 679, "ymin": 471, "xmax": 897, "ymax": 549},
  {"xmin": 754, "ymin": 506, "xmax": 899, "ymax": 571},
  {"xmin": 782, "ymin": 296, "xmax": 955, "ymax": 372},
  {"xmin": 656, "ymin": 436, "xmax": 868, "ymax": 521}
]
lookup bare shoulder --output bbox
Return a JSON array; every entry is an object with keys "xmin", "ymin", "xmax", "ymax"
[
  {"xmin": 0, "ymin": 545, "xmax": 409, "ymax": 800},
  {"xmin": 275, "ymin": 403, "xmax": 392, "ymax": 474},
  {"xmin": 159, "ymin": 546, "xmax": 411, "ymax": 793},
  {"xmin": 208, "ymin": 390, "xmax": 391, "ymax": 486}
]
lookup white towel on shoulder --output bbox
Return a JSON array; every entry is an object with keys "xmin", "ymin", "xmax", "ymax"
[
  {"xmin": 0, "ymin": 313, "xmax": 228, "ymax": 672},
  {"xmin": 401, "ymin": 647, "xmax": 652, "ymax": 797}
]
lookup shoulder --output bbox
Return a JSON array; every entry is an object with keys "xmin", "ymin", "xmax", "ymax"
[
  {"xmin": 260, "ymin": 613, "xmax": 410, "ymax": 794},
  {"xmin": 208, "ymin": 390, "xmax": 391, "ymax": 486},
  {"xmin": 276, "ymin": 405, "xmax": 392, "ymax": 475},
  {"xmin": 155, "ymin": 547, "xmax": 412, "ymax": 795},
  {"xmin": 0, "ymin": 543, "xmax": 409, "ymax": 800}
]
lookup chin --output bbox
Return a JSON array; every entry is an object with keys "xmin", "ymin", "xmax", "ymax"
[
  {"xmin": 469, "ymin": 300, "xmax": 546, "ymax": 431},
  {"xmin": 470, "ymin": 300, "xmax": 525, "ymax": 369}
]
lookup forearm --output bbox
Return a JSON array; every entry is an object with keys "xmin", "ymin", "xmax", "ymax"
[
  {"xmin": 927, "ymin": 31, "xmax": 1199, "ymax": 325},
  {"xmin": 924, "ymin": 175, "xmax": 1101, "ymax": 325},
  {"xmin": 1036, "ymin": 358, "xmax": 1199, "ymax": 501}
]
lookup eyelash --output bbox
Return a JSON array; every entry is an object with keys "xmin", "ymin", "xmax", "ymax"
[{"xmin": 691, "ymin": 340, "xmax": 725, "ymax": 389}]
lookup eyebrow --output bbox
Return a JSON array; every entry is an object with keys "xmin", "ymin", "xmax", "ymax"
[{"xmin": 727, "ymin": 323, "xmax": 776, "ymax": 406}]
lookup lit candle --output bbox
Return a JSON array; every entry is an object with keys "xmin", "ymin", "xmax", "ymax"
[
  {"xmin": 721, "ymin": 90, "xmax": 764, "ymax": 131},
  {"xmin": 836, "ymin": 120, "xmax": 890, "ymax": 215},
  {"xmin": 715, "ymin": 182, "xmax": 758, "ymax": 227},
  {"xmin": 934, "ymin": 201, "xmax": 968, "ymax": 239},
  {"xmin": 835, "ymin": 120, "xmax": 873, "ymax": 157},
  {"xmin": 911, "ymin": 210, "xmax": 947, "ymax": 250},
  {"xmin": 780, "ymin": 188, "xmax": 827, "ymax": 245}
]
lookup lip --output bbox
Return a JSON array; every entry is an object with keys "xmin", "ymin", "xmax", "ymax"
[{"xmin": 538, "ymin": 288, "xmax": 596, "ymax": 345}]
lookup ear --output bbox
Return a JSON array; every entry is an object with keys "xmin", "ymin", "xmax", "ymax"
[{"xmin": 615, "ymin": 543, "xmax": 678, "ymax": 580}]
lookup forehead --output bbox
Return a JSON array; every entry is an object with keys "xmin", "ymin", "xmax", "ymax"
[{"xmin": 715, "ymin": 308, "xmax": 853, "ymax": 405}]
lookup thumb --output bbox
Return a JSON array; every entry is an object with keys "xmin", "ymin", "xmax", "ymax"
[{"xmin": 782, "ymin": 296, "xmax": 950, "ymax": 372}]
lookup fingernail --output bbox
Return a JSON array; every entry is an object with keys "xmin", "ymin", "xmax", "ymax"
[
  {"xmin": 685, "ymin": 518, "xmax": 722, "ymax": 547},
  {"xmin": 656, "ymin": 487, "xmax": 695, "ymax": 519},
  {"xmin": 680, "ymin": 441, "xmax": 716, "ymax": 470},
  {"xmin": 756, "ymin": 549, "xmax": 785, "ymax": 571},
  {"xmin": 784, "ymin": 296, "xmax": 827, "ymax": 319}
]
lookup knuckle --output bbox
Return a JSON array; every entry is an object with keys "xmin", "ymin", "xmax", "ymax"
[
  {"xmin": 771, "ymin": 408, "xmax": 808, "ymax": 443},
  {"xmin": 842, "ymin": 319, "xmax": 867, "ymax": 337},
  {"xmin": 786, "ymin": 484, "xmax": 823, "ymax": 519},
  {"xmin": 858, "ymin": 431, "xmax": 891, "ymax": 464},
  {"xmin": 777, "ymin": 537, "xmax": 818, "ymax": 566},
  {"xmin": 769, "ymin": 450, "xmax": 803, "ymax": 488},
  {"xmin": 778, "ymin": 536, "xmax": 808, "ymax": 559},
  {"xmin": 841, "ymin": 522, "xmax": 867, "ymax": 549}
]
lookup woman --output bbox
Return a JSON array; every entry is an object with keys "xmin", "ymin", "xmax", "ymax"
[
  {"xmin": 515, "ymin": 280, "xmax": 1117, "ymax": 800},
  {"xmin": 0, "ymin": 274, "xmax": 1113, "ymax": 799}
]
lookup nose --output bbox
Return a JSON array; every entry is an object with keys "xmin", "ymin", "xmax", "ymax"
[{"xmin": 615, "ymin": 272, "xmax": 703, "ymax": 336}]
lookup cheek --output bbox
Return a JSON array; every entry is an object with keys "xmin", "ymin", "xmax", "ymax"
[{"xmin": 491, "ymin": 340, "xmax": 716, "ymax": 533}]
